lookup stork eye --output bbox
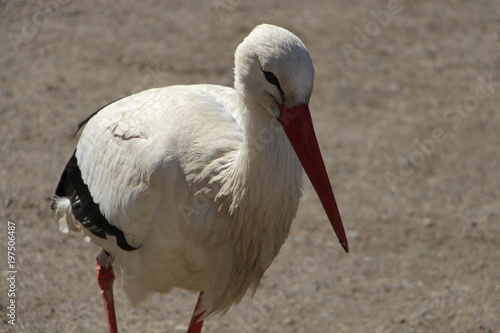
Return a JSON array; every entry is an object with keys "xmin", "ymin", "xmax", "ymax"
[
  {"xmin": 263, "ymin": 71, "xmax": 280, "ymax": 86},
  {"xmin": 262, "ymin": 70, "xmax": 285, "ymax": 104}
]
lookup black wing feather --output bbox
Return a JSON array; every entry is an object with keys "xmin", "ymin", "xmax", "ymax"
[
  {"xmin": 74, "ymin": 96, "xmax": 126, "ymax": 135},
  {"xmin": 53, "ymin": 150, "xmax": 137, "ymax": 251}
]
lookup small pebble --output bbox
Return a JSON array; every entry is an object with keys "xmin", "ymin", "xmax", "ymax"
[
  {"xmin": 392, "ymin": 316, "xmax": 406, "ymax": 324},
  {"xmin": 174, "ymin": 325, "xmax": 189, "ymax": 332},
  {"xmin": 348, "ymin": 230, "xmax": 360, "ymax": 239},
  {"xmin": 423, "ymin": 218, "xmax": 435, "ymax": 227}
]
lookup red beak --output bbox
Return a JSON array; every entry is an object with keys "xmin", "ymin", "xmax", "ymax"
[{"xmin": 278, "ymin": 103, "xmax": 349, "ymax": 253}]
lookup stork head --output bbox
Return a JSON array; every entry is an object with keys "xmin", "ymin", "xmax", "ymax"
[
  {"xmin": 234, "ymin": 24, "xmax": 314, "ymax": 116},
  {"xmin": 234, "ymin": 24, "xmax": 349, "ymax": 252}
]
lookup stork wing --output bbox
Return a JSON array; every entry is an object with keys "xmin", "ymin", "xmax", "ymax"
[{"xmin": 54, "ymin": 85, "xmax": 242, "ymax": 250}]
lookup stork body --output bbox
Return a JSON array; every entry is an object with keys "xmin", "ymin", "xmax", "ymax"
[{"xmin": 53, "ymin": 24, "xmax": 348, "ymax": 332}]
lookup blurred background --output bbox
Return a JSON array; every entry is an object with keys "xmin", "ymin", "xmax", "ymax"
[{"xmin": 1, "ymin": 1, "xmax": 499, "ymax": 332}]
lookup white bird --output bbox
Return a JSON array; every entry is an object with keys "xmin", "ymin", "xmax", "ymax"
[{"xmin": 52, "ymin": 23, "xmax": 348, "ymax": 333}]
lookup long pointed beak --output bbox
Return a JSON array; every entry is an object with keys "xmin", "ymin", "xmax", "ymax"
[{"xmin": 278, "ymin": 103, "xmax": 349, "ymax": 253}]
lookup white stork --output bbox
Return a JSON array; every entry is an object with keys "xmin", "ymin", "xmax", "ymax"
[{"xmin": 52, "ymin": 24, "xmax": 348, "ymax": 333}]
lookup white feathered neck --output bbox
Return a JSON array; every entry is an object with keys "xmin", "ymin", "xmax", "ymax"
[{"xmin": 194, "ymin": 25, "xmax": 312, "ymax": 314}]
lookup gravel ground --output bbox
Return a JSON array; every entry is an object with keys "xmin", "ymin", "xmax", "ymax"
[{"xmin": 1, "ymin": 1, "xmax": 500, "ymax": 332}]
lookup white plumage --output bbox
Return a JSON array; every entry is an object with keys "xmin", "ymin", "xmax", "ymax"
[{"xmin": 53, "ymin": 24, "xmax": 347, "ymax": 331}]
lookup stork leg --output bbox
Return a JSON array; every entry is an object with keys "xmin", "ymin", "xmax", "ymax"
[
  {"xmin": 96, "ymin": 250, "xmax": 118, "ymax": 333},
  {"xmin": 187, "ymin": 291, "xmax": 205, "ymax": 333}
]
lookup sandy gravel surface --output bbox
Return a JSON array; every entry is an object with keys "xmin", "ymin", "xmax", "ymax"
[{"xmin": 1, "ymin": 1, "xmax": 499, "ymax": 332}]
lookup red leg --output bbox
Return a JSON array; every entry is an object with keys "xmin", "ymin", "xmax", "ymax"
[
  {"xmin": 187, "ymin": 291, "xmax": 205, "ymax": 333},
  {"xmin": 96, "ymin": 251, "xmax": 118, "ymax": 333}
]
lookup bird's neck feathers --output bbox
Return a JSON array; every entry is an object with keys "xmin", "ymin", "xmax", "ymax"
[
  {"xmin": 219, "ymin": 96, "xmax": 303, "ymax": 254},
  {"xmin": 196, "ymin": 98, "xmax": 303, "ymax": 315},
  {"xmin": 231, "ymin": 96, "xmax": 302, "ymax": 204}
]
